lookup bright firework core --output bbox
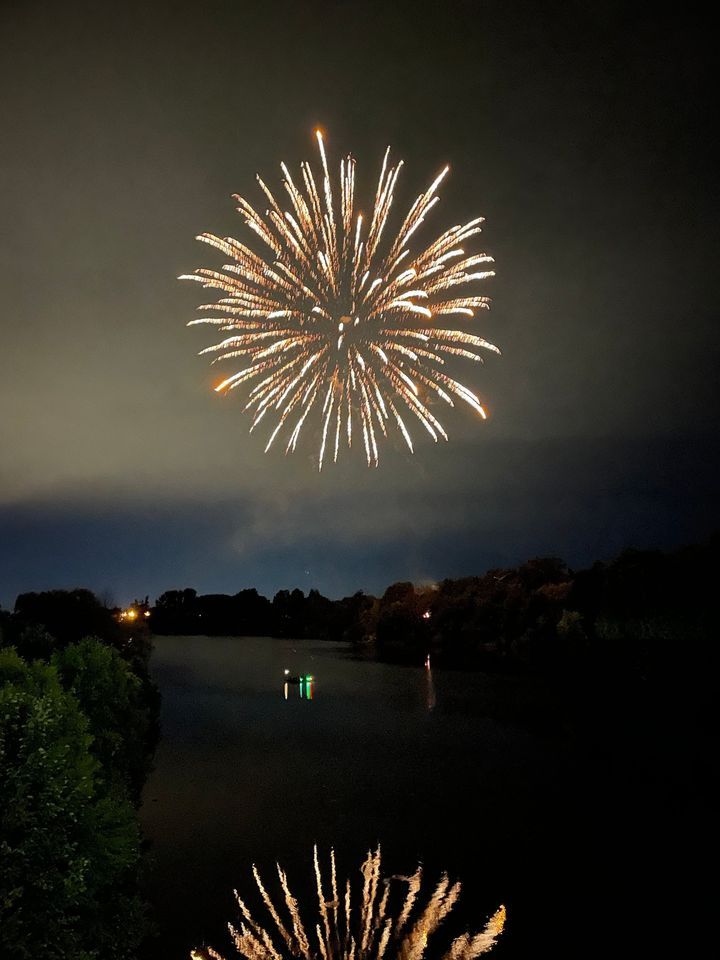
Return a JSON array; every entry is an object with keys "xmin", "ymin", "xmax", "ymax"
[{"xmin": 181, "ymin": 130, "xmax": 500, "ymax": 469}]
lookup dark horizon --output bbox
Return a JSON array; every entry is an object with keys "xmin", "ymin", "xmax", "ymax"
[
  {"xmin": 2, "ymin": 1, "xmax": 718, "ymax": 608},
  {"xmin": 3, "ymin": 433, "xmax": 718, "ymax": 608}
]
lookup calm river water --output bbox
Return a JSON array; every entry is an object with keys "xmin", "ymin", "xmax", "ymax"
[{"xmin": 141, "ymin": 635, "xmax": 700, "ymax": 959}]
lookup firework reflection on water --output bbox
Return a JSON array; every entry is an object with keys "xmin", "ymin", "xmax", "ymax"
[{"xmin": 192, "ymin": 847, "xmax": 504, "ymax": 960}]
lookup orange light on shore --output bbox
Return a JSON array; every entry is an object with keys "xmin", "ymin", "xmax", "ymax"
[{"xmin": 119, "ymin": 608, "xmax": 140, "ymax": 622}]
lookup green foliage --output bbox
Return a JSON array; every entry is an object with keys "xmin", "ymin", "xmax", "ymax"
[
  {"xmin": 2, "ymin": 588, "xmax": 155, "ymax": 690},
  {"xmin": 0, "ymin": 649, "xmax": 146, "ymax": 960},
  {"xmin": 14, "ymin": 623, "xmax": 57, "ymax": 661},
  {"xmin": 53, "ymin": 637, "xmax": 154, "ymax": 797}
]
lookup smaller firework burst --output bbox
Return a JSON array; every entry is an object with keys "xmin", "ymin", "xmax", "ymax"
[{"xmin": 192, "ymin": 847, "xmax": 505, "ymax": 960}]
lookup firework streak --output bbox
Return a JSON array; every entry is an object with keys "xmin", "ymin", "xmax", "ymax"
[
  {"xmin": 192, "ymin": 846, "xmax": 505, "ymax": 960},
  {"xmin": 181, "ymin": 132, "xmax": 499, "ymax": 468}
]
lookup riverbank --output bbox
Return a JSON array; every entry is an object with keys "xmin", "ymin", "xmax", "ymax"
[{"xmin": 148, "ymin": 537, "xmax": 718, "ymax": 685}]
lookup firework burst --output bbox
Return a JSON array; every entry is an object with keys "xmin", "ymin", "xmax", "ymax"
[
  {"xmin": 191, "ymin": 847, "xmax": 505, "ymax": 960},
  {"xmin": 181, "ymin": 132, "xmax": 499, "ymax": 468}
]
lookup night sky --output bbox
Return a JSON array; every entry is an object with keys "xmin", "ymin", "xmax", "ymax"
[{"xmin": 1, "ymin": 0, "xmax": 718, "ymax": 607}]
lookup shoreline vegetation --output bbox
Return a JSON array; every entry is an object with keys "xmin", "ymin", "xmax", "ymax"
[
  {"xmin": 1, "ymin": 535, "xmax": 715, "ymax": 958},
  {"xmin": 148, "ymin": 536, "xmax": 717, "ymax": 682},
  {"xmin": 0, "ymin": 592, "xmax": 160, "ymax": 960}
]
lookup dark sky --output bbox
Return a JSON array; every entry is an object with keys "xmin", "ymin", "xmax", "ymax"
[{"xmin": 1, "ymin": 0, "xmax": 718, "ymax": 606}]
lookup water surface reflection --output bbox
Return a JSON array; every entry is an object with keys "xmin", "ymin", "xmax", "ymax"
[
  {"xmin": 283, "ymin": 673, "xmax": 314, "ymax": 700},
  {"xmin": 141, "ymin": 635, "xmax": 681, "ymax": 959}
]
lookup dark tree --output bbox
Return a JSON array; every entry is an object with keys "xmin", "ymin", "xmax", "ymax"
[
  {"xmin": 53, "ymin": 638, "xmax": 155, "ymax": 799},
  {"xmin": 13, "ymin": 589, "xmax": 121, "ymax": 649},
  {"xmin": 0, "ymin": 649, "xmax": 146, "ymax": 960}
]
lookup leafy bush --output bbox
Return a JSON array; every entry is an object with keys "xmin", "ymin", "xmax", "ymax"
[{"xmin": 0, "ymin": 648, "xmax": 147, "ymax": 960}]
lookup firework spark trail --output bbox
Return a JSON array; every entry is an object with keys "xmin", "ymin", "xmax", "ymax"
[
  {"xmin": 315, "ymin": 846, "xmax": 333, "ymax": 957},
  {"xmin": 394, "ymin": 867, "xmax": 422, "ymax": 939},
  {"xmin": 277, "ymin": 864, "xmax": 312, "ymax": 960},
  {"xmin": 440, "ymin": 907, "xmax": 507, "ymax": 960},
  {"xmin": 181, "ymin": 132, "xmax": 499, "ymax": 468},
  {"xmin": 194, "ymin": 847, "xmax": 504, "ymax": 960},
  {"xmin": 399, "ymin": 875, "xmax": 460, "ymax": 960},
  {"xmin": 252, "ymin": 866, "xmax": 295, "ymax": 955}
]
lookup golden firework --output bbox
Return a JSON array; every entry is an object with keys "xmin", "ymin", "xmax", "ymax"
[
  {"xmin": 193, "ymin": 846, "xmax": 505, "ymax": 960},
  {"xmin": 181, "ymin": 132, "xmax": 499, "ymax": 468}
]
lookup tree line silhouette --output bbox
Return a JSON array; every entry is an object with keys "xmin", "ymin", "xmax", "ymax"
[{"xmin": 149, "ymin": 535, "xmax": 719, "ymax": 677}]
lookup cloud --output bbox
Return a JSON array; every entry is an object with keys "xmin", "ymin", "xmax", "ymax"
[{"xmin": 2, "ymin": 434, "xmax": 717, "ymax": 608}]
